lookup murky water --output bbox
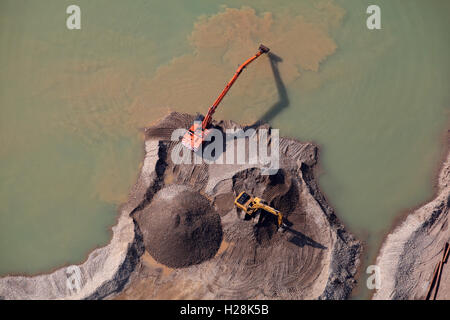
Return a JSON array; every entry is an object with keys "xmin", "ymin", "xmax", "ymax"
[{"xmin": 1, "ymin": 0, "xmax": 448, "ymax": 298}]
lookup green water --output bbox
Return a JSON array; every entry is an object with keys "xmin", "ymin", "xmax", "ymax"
[
  {"xmin": 0, "ymin": 0, "xmax": 448, "ymax": 298},
  {"xmin": 273, "ymin": 0, "xmax": 450, "ymax": 297}
]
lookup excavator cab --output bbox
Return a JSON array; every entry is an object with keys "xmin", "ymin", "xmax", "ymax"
[
  {"xmin": 182, "ymin": 121, "xmax": 209, "ymax": 152},
  {"xmin": 234, "ymin": 191, "xmax": 284, "ymax": 228},
  {"xmin": 235, "ymin": 192, "xmax": 252, "ymax": 208}
]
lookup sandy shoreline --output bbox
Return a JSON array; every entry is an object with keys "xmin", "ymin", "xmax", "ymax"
[
  {"xmin": 353, "ymin": 126, "xmax": 450, "ymax": 300},
  {"xmin": 0, "ymin": 139, "xmax": 160, "ymax": 299},
  {"xmin": 373, "ymin": 144, "xmax": 449, "ymax": 300}
]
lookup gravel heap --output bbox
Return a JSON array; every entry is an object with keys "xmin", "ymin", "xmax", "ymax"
[{"xmin": 134, "ymin": 185, "xmax": 222, "ymax": 268}]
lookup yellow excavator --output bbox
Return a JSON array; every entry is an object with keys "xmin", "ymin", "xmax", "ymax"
[{"xmin": 234, "ymin": 191, "xmax": 285, "ymax": 229}]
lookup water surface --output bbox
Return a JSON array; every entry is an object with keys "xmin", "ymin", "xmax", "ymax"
[{"xmin": 0, "ymin": 1, "xmax": 448, "ymax": 300}]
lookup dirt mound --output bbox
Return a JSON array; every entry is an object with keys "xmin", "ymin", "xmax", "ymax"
[{"xmin": 134, "ymin": 185, "xmax": 222, "ymax": 268}]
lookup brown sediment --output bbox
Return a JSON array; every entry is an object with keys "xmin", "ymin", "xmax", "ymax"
[
  {"xmin": 129, "ymin": 6, "xmax": 341, "ymax": 127},
  {"xmin": 50, "ymin": 4, "xmax": 343, "ymax": 140}
]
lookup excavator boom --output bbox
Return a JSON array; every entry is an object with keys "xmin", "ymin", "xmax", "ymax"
[{"xmin": 182, "ymin": 44, "xmax": 270, "ymax": 152}]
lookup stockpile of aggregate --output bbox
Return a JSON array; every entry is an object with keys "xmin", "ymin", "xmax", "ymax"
[{"xmin": 134, "ymin": 185, "xmax": 222, "ymax": 268}]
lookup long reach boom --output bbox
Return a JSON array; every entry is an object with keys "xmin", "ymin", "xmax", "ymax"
[{"xmin": 182, "ymin": 44, "xmax": 270, "ymax": 152}]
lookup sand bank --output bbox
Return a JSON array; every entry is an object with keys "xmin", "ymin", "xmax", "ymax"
[{"xmin": 373, "ymin": 149, "xmax": 449, "ymax": 299}]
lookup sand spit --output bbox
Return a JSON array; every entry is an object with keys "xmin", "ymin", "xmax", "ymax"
[
  {"xmin": 373, "ymin": 151, "xmax": 450, "ymax": 300},
  {"xmin": 0, "ymin": 112, "xmax": 361, "ymax": 300},
  {"xmin": 0, "ymin": 203, "xmax": 142, "ymax": 300}
]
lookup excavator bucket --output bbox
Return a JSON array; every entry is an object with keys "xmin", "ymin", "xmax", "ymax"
[{"xmin": 258, "ymin": 44, "xmax": 270, "ymax": 54}]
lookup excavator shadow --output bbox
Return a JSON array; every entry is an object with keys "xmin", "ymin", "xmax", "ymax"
[
  {"xmin": 261, "ymin": 52, "xmax": 289, "ymax": 123},
  {"xmin": 248, "ymin": 51, "xmax": 290, "ymax": 129},
  {"xmin": 283, "ymin": 225, "xmax": 327, "ymax": 250},
  {"xmin": 251, "ymin": 212, "xmax": 327, "ymax": 250}
]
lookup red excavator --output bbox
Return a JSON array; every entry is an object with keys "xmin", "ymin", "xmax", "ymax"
[{"xmin": 182, "ymin": 44, "xmax": 270, "ymax": 152}]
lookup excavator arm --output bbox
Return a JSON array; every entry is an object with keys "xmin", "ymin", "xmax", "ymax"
[
  {"xmin": 182, "ymin": 44, "xmax": 270, "ymax": 152},
  {"xmin": 201, "ymin": 44, "xmax": 270, "ymax": 129},
  {"xmin": 253, "ymin": 203, "xmax": 283, "ymax": 228}
]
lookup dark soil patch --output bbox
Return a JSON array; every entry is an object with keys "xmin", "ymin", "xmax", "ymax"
[{"xmin": 135, "ymin": 185, "xmax": 222, "ymax": 268}]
